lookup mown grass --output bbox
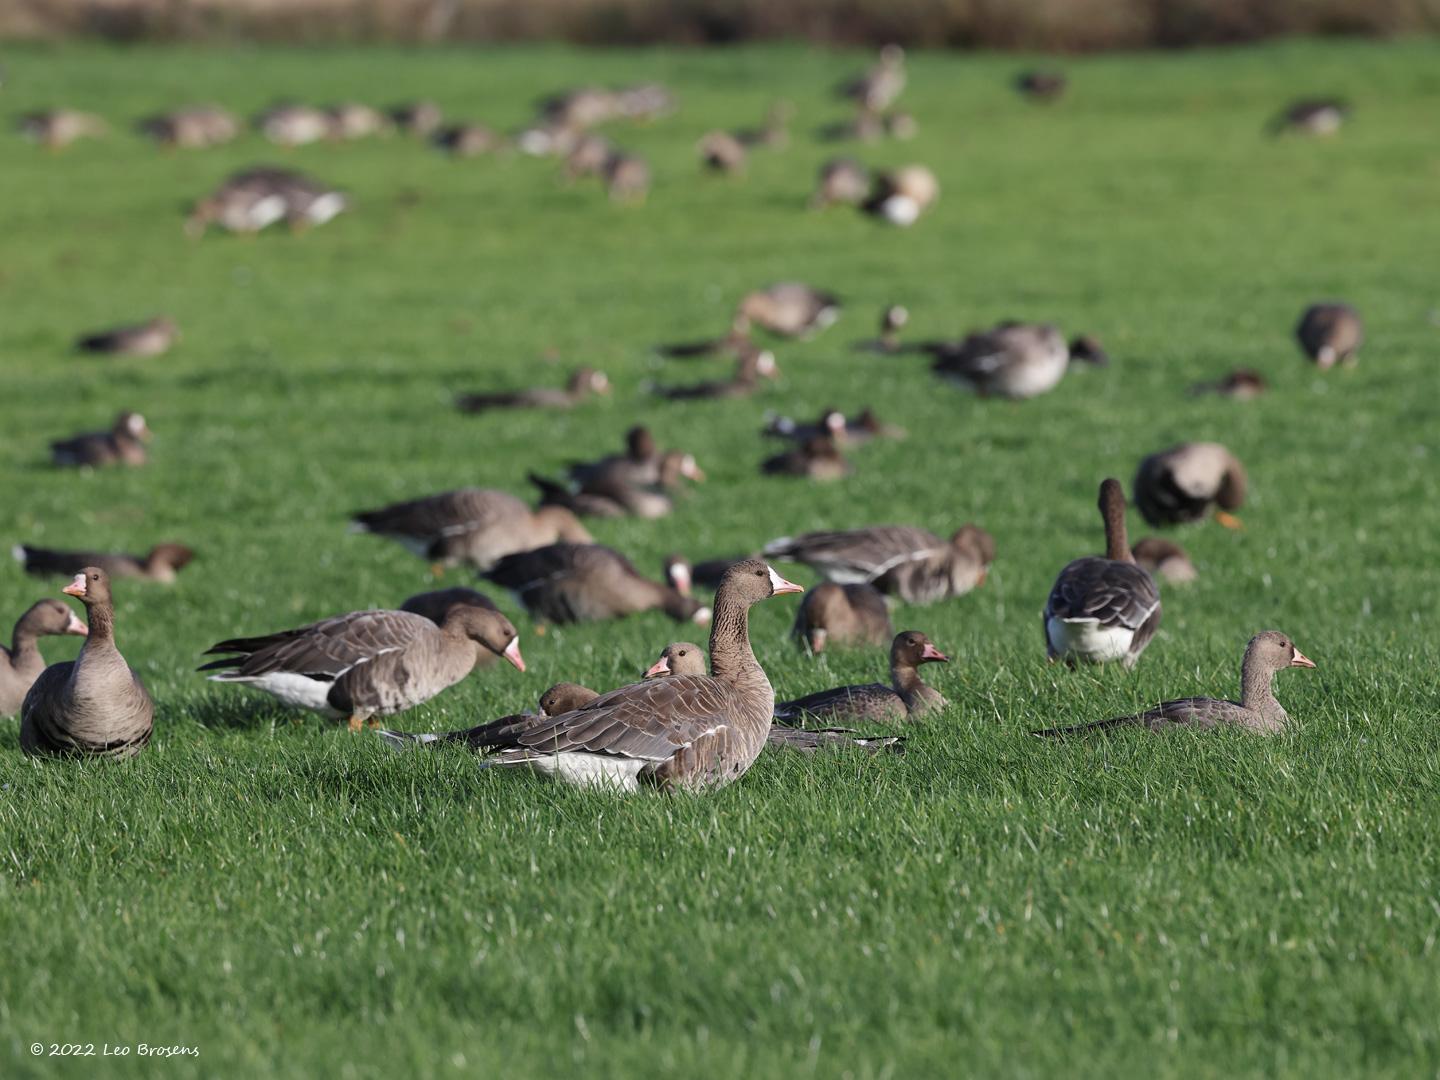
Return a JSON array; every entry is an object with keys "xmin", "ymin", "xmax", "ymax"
[{"xmin": 2, "ymin": 39, "xmax": 1439, "ymax": 1079}]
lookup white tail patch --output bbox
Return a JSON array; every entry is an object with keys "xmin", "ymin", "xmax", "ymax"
[{"xmin": 1046, "ymin": 616, "xmax": 1135, "ymax": 664}]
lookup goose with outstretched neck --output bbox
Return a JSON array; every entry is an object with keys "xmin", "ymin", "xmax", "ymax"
[
  {"xmin": 1, "ymin": 599, "xmax": 89, "ymax": 715},
  {"xmin": 1045, "ymin": 478, "xmax": 1161, "ymax": 668},
  {"xmin": 20, "ymin": 569, "xmax": 154, "ymax": 759},
  {"xmin": 775, "ymin": 630, "xmax": 948, "ymax": 724}
]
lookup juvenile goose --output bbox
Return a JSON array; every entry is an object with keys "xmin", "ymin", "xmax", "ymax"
[
  {"xmin": 862, "ymin": 165, "xmax": 938, "ymax": 226},
  {"xmin": 50, "ymin": 411, "xmax": 151, "ymax": 468},
  {"xmin": 764, "ymin": 524, "xmax": 995, "ymax": 605},
  {"xmin": 483, "ymin": 543, "xmax": 710, "ymax": 626},
  {"xmin": 760, "ymin": 435, "xmax": 853, "ymax": 481},
  {"xmin": 1269, "ymin": 99, "xmax": 1348, "ymax": 136},
  {"xmin": 139, "ymin": 105, "xmax": 238, "ymax": 148},
  {"xmin": 775, "ymin": 631, "xmax": 948, "ymax": 724},
  {"xmin": 15, "ymin": 542, "xmax": 194, "ymax": 584},
  {"xmin": 837, "ymin": 44, "xmax": 906, "ymax": 113},
  {"xmin": 1189, "ymin": 368, "xmax": 1268, "ymax": 400},
  {"xmin": 351, "ymin": 488, "xmax": 592, "ymax": 571},
  {"xmin": 1131, "ymin": 537, "xmax": 1197, "ymax": 584},
  {"xmin": 256, "ymin": 103, "xmax": 331, "ymax": 147},
  {"xmin": 1015, "ymin": 71, "xmax": 1067, "ymax": 102},
  {"xmin": 791, "ymin": 581, "xmax": 892, "ymax": 654},
  {"xmin": 1296, "ymin": 303, "xmax": 1363, "ymax": 369},
  {"xmin": 1133, "ymin": 443, "xmax": 1247, "ymax": 529},
  {"xmin": 1034, "ymin": 632, "xmax": 1314, "ymax": 737},
  {"xmin": 20, "ymin": 569, "xmax": 153, "ymax": 759},
  {"xmin": 811, "ymin": 157, "xmax": 870, "ymax": 208},
  {"xmin": 652, "ymin": 348, "xmax": 778, "ymax": 401},
  {"xmin": 734, "ymin": 282, "xmax": 841, "ymax": 340},
  {"xmin": 1, "ymin": 599, "xmax": 88, "ymax": 715},
  {"xmin": 930, "ymin": 322, "xmax": 1106, "ymax": 400},
  {"xmin": 75, "ymin": 316, "xmax": 178, "ymax": 358},
  {"xmin": 18, "ymin": 110, "xmax": 106, "ymax": 149},
  {"xmin": 456, "ymin": 367, "xmax": 610, "ymax": 413},
  {"xmin": 1044, "ymin": 478, "xmax": 1162, "ymax": 669},
  {"xmin": 200, "ymin": 605, "xmax": 524, "ymax": 731}
]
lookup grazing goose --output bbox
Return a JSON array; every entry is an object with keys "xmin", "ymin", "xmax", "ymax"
[
  {"xmin": 1035, "ymin": 632, "xmax": 1314, "ymax": 737},
  {"xmin": 1015, "ymin": 71, "xmax": 1067, "ymax": 102},
  {"xmin": 604, "ymin": 151, "xmax": 650, "ymax": 204},
  {"xmin": 434, "ymin": 123, "xmax": 501, "ymax": 157},
  {"xmin": 761, "ymin": 434, "xmax": 853, "ymax": 481},
  {"xmin": 862, "ymin": 165, "xmax": 938, "ymax": 226},
  {"xmin": 734, "ymin": 282, "xmax": 841, "ymax": 339},
  {"xmin": 50, "ymin": 411, "xmax": 151, "ymax": 468},
  {"xmin": 764, "ymin": 523, "xmax": 995, "ymax": 605},
  {"xmin": 697, "ymin": 131, "xmax": 747, "ymax": 175},
  {"xmin": 929, "ymin": 322, "xmax": 1106, "ymax": 400},
  {"xmin": 325, "ymin": 103, "xmax": 390, "ymax": 139},
  {"xmin": 15, "ymin": 542, "xmax": 194, "ymax": 584},
  {"xmin": 200, "ymin": 605, "xmax": 524, "ymax": 731},
  {"xmin": 398, "ymin": 587, "xmax": 517, "ymax": 672},
  {"xmin": 531, "ymin": 451, "xmax": 701, "ymax": 519},
  {"xmin": 389, "ymin": 101, "xmax": 443, "ymax": 136},
  {"xmin": 1, "ymin": 599, "xmax": 88, "ymax": 715},
  {"xmin": 811, "ymin": 157, "xmax": 870, "ymax": 208},
  {"xmin": 139, "ymin": 105, "xmax": 238, "ymax": 148},
  {"xmin": 872, "ymin": 305, "xmax": 909, "ymax": 352},
  {"xmin": 1133, "ymin": 443, "xmax": 1247, "ymax": 529},
  {"xmin": 837, "ymin": 44, "xmax": 906, "ymax": 112},
  {"xmin": 1131, "ymin": 537, "xmax": 1197, "ymax": 584},
  {"xmin": 456, "ymin": 367, "xmax": 610, "ymax": 413},
  {"xmin": 483, "ymin": 543, "xmax": 710, "ymax": 626},
  {"xmin": 256, "ymin": 103, "xmax": 331, "ymax": 147},
  {"xmin": 461, "ymin": 560, "xmax": 802, "ymax": 791},
  {"xmin": 791, "ymin": 581, "xmax": 892, "ymax": 654},
  {"xmin": 651, "ymin": 348, "xmax": 778, "ymax": 401},
  {"xmin": 775, "ymin": 631, "xmax": 948, "ymax": 724},
  {"xmin": 20, "ymin": 569, "xmax": 153, "ymax": 759},
  {"xmin": 1269, "ymin": 99, "xmax": 1348, "ymax": 136},
  {"xmin": 75, "ymin": 316, "xmax": 178, "ymax": 358},
  {"xmin": 351, "ymin": 488, "xmax": 592, "ymax": 571},
  {"xmin": 1044, "ymin": 478, "xmax": 1162, "ymax": 669},
  {"xmin": 1296, "ymin": 303, "xmax": 1363, "ymax": 369},
  {"xmin": 1189, "ymin": 368, "xmax": 1268, "ymax": 399},
  {"xmin": 18, "ymin": 110, "xmax": 107, "ymax": 149}
]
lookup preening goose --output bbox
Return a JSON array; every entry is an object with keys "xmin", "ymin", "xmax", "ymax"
[
  {"xmin": 1296, "ymin": 303, "xmax": 1363, "ymax": 369},
  {"xmin": 764, "ymin": 523, "xmax": 994, "ymax": 605},
  {"xmin": 15, "ymin": 542, "xmax": 194, "ymax": 584},
  {"xmin": 1133, "ymin": 442, "xmax": 1247, "ymax": 529},
  {"xmin": 1131, "ymin": 537, "xmax": 1197, "ymax": 584},
  {"xmin": 775, "ymin": 631, "xmax": 948, "ymax": 724},
  {"xmin": 20, "ymin": 569, "xmax": 153, "ymax": 759},
  {"xmin": 456, "ymin": 367, "xmax": 610, "ymax": 413},
  {"xmin": 929, "ymin": 322, "xmax": 1105, "ymax": 400},
  {"xmin": 50, "ymin": 411, "xmax": 151, "ymax": 468},
  {"xmin": 483, "ymin": 543, "xmax": 710, "ymax": 626},
  {"xmin": 791, "ymin": 582, "xmax": 893, "ymax": 654},
  {"xmin": 76, "ymin": 316, "xmax": 178, "ymax": 358},
  {"xmin": 1044, "ymin": 478, "xmax": 1162, "ymax": 669},
  {"xmin": 1, "ymin": 599, "xmax": 88, "ymax": 716},
  {"xmin": 1035, "ymin": 632, "xmax": 1314, "ymax": 737}
]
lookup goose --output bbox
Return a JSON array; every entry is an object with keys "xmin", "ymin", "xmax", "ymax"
[
  {"xmin": 324, "ymin": 103, "xmax": 389, "ymax": 139},
  {"xmin": 791, "ymin": 581, "xmax": 892, "ymax": 654},
  {"xmin": 862, "ymin": 165, "xmax": 938, "ymax": 226},
  {"xmin": 20, "ymin": 569, "xmax": 153, "ymax": 759},
  {"xmin": 532, "ymin": 451, "xmax": 701, "ymax": 519},
  {"xmin": 811, "ymin": 157, "xmax": 870, "ymax": 208},
  {"xmin": 1296, "ymin": 303, "xmax": 1363, "ymax": 369},
  {"xmin": 434, "ymin": 123, "xmax": 501, "ymax": 157},
  {"xmin": 250, "ymin": 167, "xmax": 348, "ymax": 230},
  {"xmin": 775, "ymin": 631, "xmax": 948, "ymax": 724},
  {"xmin": 837, "ymin": 44, "xmax": 906, "ymax": 112},
  {"xmin": 1034, "ymin": 632, "xmax": 1314, "ymax": 737},
  {"xmin": 1015, "ymin": 71, "xmax": 1067, "ymax": 102},
  {"xmin": 604, "ymin": 151, "xmax": 650, "ymax": 203},
  {"xmin": 697, "ymin": 131, "xmax": 747, "ymax": 175},
  {"xmin": 15, "ymin": 542, "xmax": 194, "ymax": 584},
  {"xmin": 200, "ymin": 605, "xmax": 524, "ymax": 731},
  {"xmin": 18, "ymin": 110, "xmax": 106, "ymax": 149},
  {"xmin": 567, "ymin": 426, "xmax": 704, "ymax": 494},
  {"xmin": 929, "ymin": 322, "xmax": 1106, "ymax": 399},
  {"xmin": 186, "ymin": 171, "xmax": 290, "ymax": 236},
  {"xmin": 138, "ymin": 105, "xmax": 238, "ymax": 148},
  {"xmin": 764, "ymin": 407, "xmax": 904, "ymax": 446},
  {"xmin": 563, "ymin": 133, "xmax": 614, "ymax": 180},
  {"xmin": 256, "ymin": 103, "xmax": 331, "ymax": 147},
  {"xmin": 539, "ymin": 86, "xmax": 622, "ymax": 129},
  {"xmin": 377, "ymin": 681, "xmax": 599, "ymax": 751},
  {"xmin": 389, "ymin": 101, "xmax": 443, "ymax": 137},
  {"xmin": 734, "ymin": 282, "xmax": 841, "ymax": 339},
  {"xmin": 75, "ymin": 316, "xmax": 178, "ymax": 358},
  {"xmin": 764, "ymin": 523, "xmax": 994, "ymax": 605},
  {"xmin": 483, "ymin": 543, "xmax": 710, "ymax": 626},
  {"xmin": 1269, "ymin": 99, "xmax": 1348, "ymax": 136},
  {"xmin": 50, "ymin": 411, "xmax": 151, "ymax": 468},
  {"xmin": 651, "ymin": 348, "xmax": 778, "ymax": 401},
  {"xmin": 351, "ymin": 487, "xmax": 592, "ymax": 571},
  {"xmin": 1189, "ymin": 368, "xmax": 1268, "ymax": 399},
  {"xmin": 1133, "ymin": 443, "xmax": 1246, "ymax": 529},
  {"xmin": 760, "ymin": 435, "xmax": 853, "ymax": 481},
  {"xmin": 1131, "ymin": 537, "xmax": 1197, "ymax": 584},
  {"xmin": 1, "ymin": 599, "xmax": 89, "ymax": 715},
  {"xmin": 1044, "ymin": 478, "xmax": 1162, "ymax": 668},
  {"xmin": 456, "ymin": 367, "xmax": 610, "ymax": 413}
]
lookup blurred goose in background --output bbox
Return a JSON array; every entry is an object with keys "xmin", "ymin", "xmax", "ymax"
[
  {"xmin": 256, "ymin": 103, "xmax": 331, "ymax": 146},
  {"xmin": 1134, "ymin": 443, "xmax": 1247, "ymax": 529},
  {"xmin": 186, "ymin": 170, "xmax": 289, "ymax": 236},
  {"xmin": 761, "ymin": 434, "xmax": 852, "ymax": 481},
  {"xmin": 613, "ymin": 83, "xmax": 676, "ymax": 121},
  {"xmin": 837, "ymin": 44, "xmax": 906, "ymax": 113},
  {"xmin": 456, "ymin": 367, "xmax": 610, "ymax": 413},
  {"xmin": 1269, "ymin": 99, "xmax": 1348, "ymax": 136},
  {"xmin": 651, "ymin": 347, "xmax": 778, "ymax": 400},
  {"xmin": 811, "ymin": 157, "xmax": 870, "ymax": 208},
  {"xmin": 775, "ymin": 631, "xmax": 947, "ymax": 724},
  {"xmin": 434, "ymin": 123, "xmax": 501, "ymax": 157},
  {"xmin": 1044, "ymin": 478, "xmax": 1161, "ymax": 669},
  {"xmin": 15, "ymin": 542, "xmax": 194, "ymax": 584},
  {"xmin": 483, "ymin": 543, "xmax": 710, "ymax": 626},
  {"xmin": 1131, "ymin": 537, "xmax": 1198, "ymax": 584},
  {"xmin": 1035, "ymin": 632, "xmax": 1314, "ymax": 737},
  {"xmin": 75, "ymin": 316, "xmax": 178, "ymax": 358},
  {"xmin": 325, "ymin": 102, "xmax": 389, "ymax": 139},
  {"xmin": 139, "ymin": 105, "xmax": 238, "ymax": 148},
  {"xmin": 697, "ymin": 130, "xmax": 747, "ymax": 175},
  {"xmin": 567, "ymin": 426, "xmax": 705, "ymax": 494},
  {"xmin": 1, "ymin": 599, "xmax": 89, "ymax": 716},
  {"xmin": 604, "ymin": 150, "xmax": 650, "ymax": 203},
  {"xmin": 1015, "ymin": 71, "xmax": 1067, "ymax": 102},
  {"xmin": 1296, "ymin": 302, "xmax": 1363, "ymax": 368},
  {"xmin": 765, "ymin": 407, "xmax": 904, "ymax": 446},
  {"xmin": 765, "ymin": 523, "xmax": 994, "ymax": 605},
  {"xmin": 389, "ymin": 101, "xmax": 443, "ymax": 136},
  {"xmin": 877, "ymin": 305, "xmax": 909, "ymax": 352},
  {"xmin": 929, "ymin": 322, "xmax": 1106, "ymax": 400},
  {"xmin": 791, "ymin": 582, "xmax": 892, "ymax": 654},
  {"xmin": 735, "ymin": 282, "xmax": 841, "ymax": 339},
  {"xmin": 19, "ymin": 110, "xmax": 107, "ymax": 149},
  {"xmin": 50, "ymin": 411, "xmax": 151, "ymax": 468},
  {"xmin": 1189, "ymin": 368, "xmax": 1268, "ymax": 399},
  {"xmin": 564, "ymin": 133, "xmax": 614, "ymax": 180},
  {"xmin": 398, "ymin": 587, "xmax": 527, "ymax": 674},
  {"xmin": 862, "ymin": 164, "xmax": 938, "ymax": 226},
  {"xmin": 531, "ymin": 450, "xmax": 701, "ymax": 519}
]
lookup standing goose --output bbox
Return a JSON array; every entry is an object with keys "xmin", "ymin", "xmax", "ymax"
[
  {"xmin": 15, "ymin": 542, "xmax": 194, "ymax": 584},
  {"xmin": 1044, "ymin": 478, "xmax": 1162, "ymax": 669},
  {"xmin": 1034, "ymin": 632, "xmax": 1314, "ymax": 737},
  {"xmin": 1133, "ymin": 443, "xmax": 1247, "ymax": 529},
  {"xmin": 764, "ymin": 523, "xmax": 994, "ymax": 605},
  {"xmin": 1296, "ymin": 303, "xmax": 1363, "ymax": 369},
  {"xmin": 760, "ymin": 435, "xmax": 852, "ymax": 481},
  {"xmin": 351, "ymin": 488, "xmax": 592, "ymax": 571},
  {"xmin": 811, "ymin": 157, "xmax": 870, "ymax": 209},
  {"xmin": 1, "ymin": 599, "xmax": 88, "ymax": 715},
  {"xmin": 775, "ymin": 631, "xmax": 948, "ymax": 724},
  {"xmin": 651, "ymin": 347, "xmax": 778, "ymax": 401},
  {"xmin": 456, "ymin": 367, "xmax": 610, "ymax": 413},
  {"xmin": 20, "ymin": 569, "xmax": 154, "ymax": 759},
  {"xmin": 1131, "ymin": 537, "xmax": 1197, "ymax": 584},
  {"xmin": 930, "ymin": 322, "xmax": 1105, "ymax": 400},
  {"xmin": 75, "ymin": 316, "xmax": 178, "ymax": 358},
  {"xmin": 791, "ymin": 582, "xmax": 892, "ymax": 654},
  {"xmin": 483, "ymin": 543, "xmax": 710, "ymax": 626},
  {"xmin": 200, "ymin": 605, "xmax": 524, "ymax": 731},
  {"xmin": 50, "ymin": 411, "xmax": 151, "ymax": 468}
]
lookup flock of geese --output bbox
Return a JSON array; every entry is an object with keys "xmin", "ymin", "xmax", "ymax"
[{"xmin": 6, "ymin": 49, "xmax": 1362, "ymax": 791}]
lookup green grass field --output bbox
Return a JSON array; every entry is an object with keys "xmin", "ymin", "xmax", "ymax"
[{"xmin": 2, "ymin": 38, "xmax": 1440, "ymax": 1078}]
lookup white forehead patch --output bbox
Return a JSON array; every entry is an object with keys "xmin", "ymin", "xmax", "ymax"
[{"xmin": 767, "ymin": 566, "xmax": 789, "ymax": 591}]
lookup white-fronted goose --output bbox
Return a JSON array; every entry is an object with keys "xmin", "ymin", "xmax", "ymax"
[
  {"xmin": 461, "ymin": 560, "xmax": 802, "ymax": 791},
  {"xmin": 930, "ymin": 322, "xmax": 1106, "ymax": 399},
  {"xmin": 698, "ymin": 130, "xmax": 747, "ymax": 175},
  {"xmin": 16, "ymin": 542, "xmax": 193, "ymax": 584},
  {"xmin": 1189, "ymin": 368, "xmax": 1268, "ymax": 399},
  {"xmin": 761, "ymin": 435, "xmax": 852, "ymax": 481},
  {"xmin": 257, "ymin": 167, "xmax": 348, "ymax": 229},
  {"xmin": 398, "ymin": 587, "xmax": 513, "ymax": 670},
  {"xmin": 652, "ymin": 348, "xmax": 778, "ymax": 401},
  {"xmin": 546, "ymin": 449, "xmax": 703, "ymax": 520},
  {"xmin": 50, "ymin": 411, "xmax": 151, "ymax": 468},
  {"xmin": 1296, "ymin": 303, "xmax": 1363, "ymax": 369},
  {"xmin": 351, "ymin": 488, "xmax": 592, "ymax": 571},
  {"xmin": 1269, "ymin": 99, "xmax": 1348, "ymax": 136},
  {"xmin": 201, "ymin": 605, "xmax": 524, "ymax": 731},
  {"xmin": 1035, "ymin": 632, "xmax": 1314, "ymax": 737},
  {"xmin": 735, "ymin": 282, "xmax": 841, "ymax": 339},
  {"xmin": 19, "ymin": 110, "xmax": 106, "ymax": 149},
  {"xmin": 1134, "ymin": 442, "xmax": 1247, "ymax": 529},
  {"xmin": 875, "ymin": 305, "xmax": 909, "ymax": 352},
  {"xmin": 186, "ymin": 171, "xmax": 289, "ymax": 236},
  {"xmin": 389, "ymin": 101, "xmax": 443, "ymax": 137},
  {"xmin": 764, "ymin": 524, "xmax": 994, "ymax": 605},
  {"xmin": 325, "ymin": 103, "xmax": 389, "ymax": 139},
  {"xmin": 564, "ymin": 133, "xmax": 614, "ymax": 180},
  {"xmin": 1044, "ymin": 478, "xmax": 1161, "ymax": 669},
  {"xmin": 604, "ymin": 151, "xmax": 650, "ymax": 203},
  {"xmin": 568, "ymin": 426, "xmax": 705, "ymax": 494},
  {"xmin": 483, "ymin": 543, "xmax": 710, "ymax": 626},
  {"xmin": 764, "ymin": 407, "xmax": 904, "ymax": 446},
  {"xmin": 139, "ymin": 105, "xmax": 238, "ymax": 148},
  {"xmin": 76, "ymin": 316, "xmax": 178, "ymax": 358},
  {"xmin": 434, "ymin": 123, "xmax": 501, "ymax": 157},
  {"xmin": 791, "ymin": 581, "xmax": 893, "ymax": 654},
  {"xmin": 20, "ymin": 569, "xmax": 153, "ymax": 759},
  {"xmin": 256, "ymin": 103, "xmax": 331, "ymax": 146},
  {"xmin": 613, "ymin": 83, "xmax": 676, "ymax": 121},
  {"xmin": 811, "ymin": 157, "xmax": 870, "ymax": 208},
  {"xmin": 456, "ymin": 367, "xmax": 609, "ymax": 413},
  {"xmin": 837, "ymin": 44, "xmax": 906, "ymax": 112},
  {"xmin": 1016, "ymin": 71, "xmax": 1067, "ymax": 102},
  {"xmin": 1, "ymin": 599, "xmax": 88, "ymax": 715},
  {"xmin": 775, "ymin": 631, "xmax": 947, "ymax": 724},
  {"xmin": 1131, "ymin": 537, "xmax": 1197, "ymax": 584},
  {"xmin": 862, "ymin": 165, "xmax": 938, "ymax": 227}
]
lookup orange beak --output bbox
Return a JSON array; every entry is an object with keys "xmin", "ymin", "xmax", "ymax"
[
  {"xmin": 65, "ymin": 611, "xmax": 89, "ymax": 636},
  {"xmin": 502, "ymin": 637, "xmax": 526, "ymax": 673},
  {"xmin": 767, "ymin": 568, "xmax": 804, "ymax": 596},
  {"xmin": 62, "ymin": 573, "xmax": 87, "ymax": 598},
  {"xmin": 920, "ymin": 643, "xmax": 949, "ymax": 663},
  {"xmin": 1290, "ymin": 648, "xmax": 1316, "ymax": 669}
]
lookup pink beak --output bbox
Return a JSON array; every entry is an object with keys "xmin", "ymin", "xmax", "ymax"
[
  {"xmin": 502, "ymin": 637, "xmax": 526, "ymax": 672},
  {"xmin": 920, "ymin": 643, "xmax": 950, "ymax": 663},
  {"xmin": 768, "ymin": 569, "xmax": 804, "ymax": 596},
  {"xmin": 644, "ymin": 656, "xmax": 671, "ymax": 679},
  {"xmin": 1290, "ymin": 648, "xmax": 1316, "ymax": 669},
  {"xmin": 65, "ymin": 611, "xmax": 89, "ymax": 636},
  {"xmin": 62, "ymin": 573, "xmax": 87, "ymax": 598}
]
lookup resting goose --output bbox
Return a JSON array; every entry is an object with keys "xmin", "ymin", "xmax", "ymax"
[
  {"xmin": 456, "ymin": 367, "xmax": 610, "ymax": 413},
  {"xmin": 791, "ymin": 582, "xmax": 892, "ymax": 654},
  {"xmin": 76, "ymin": 316, "xmax": 178, "ymax": 358},
  {"xmin": 50, "ymin": 411, "xmax": 151, "ymax": 468},
  {"xmin": 651, "ymin": 347, "xmax": 778, "ymax": 401},
  {"xmin": 929, "ymin": 322, "xmax": 1105, "ymax": 400},
  {"xmin": 1296, "ymin": 303, "xmax": 1363, "ymax": 369},
  {"xmin": 379, "ymin": 681, "xmax": 599, "ymax": 751},
  {"xmin": 483, "ymin": 543, "xmax": 710, "ymax": 626},
  {"xmin": 1269, "ymin": 99, "xmax": 1348, "ymax": 136},
  {"xmin": 1134, "ymin": 442, "xmax": 1247, "ymax": 529},
  {"xmin": 760, "ymin": 435, "xmax": 852, "ymax": 481},
  {"xmin": 389, "ymin": 101, "xmax": 443, "ymax": 137},
  {"xmin": 764, "ymin": 407, "xmax": 903, "ymax": 446},
  {"xmin": 734, "ymin": 283, "xmax": 841, "ymax": 340},
  {"xmin": 1015, "ymin": 71, "xmax": 1067, "ymax": 102},
  {"xmin": 775, "ymin": 631, "xmax": 948, "ymax": 724},
  {"xmin": 698, "ymin": 130, "xmax": 747, "ymax": 175},
  {"xmin": 1131, "ymin": 537, "xmax": 1197, "ymax": 584},
  {"xmin": 837, "ymin": 44, "xmax": 906, "ymax": 112},
  {"xmin": 351, "ymin": 488, "xmax": 592, "ymax": 571},
  {"xmin": 1044, "ymin": 478, "xmax": 1162, "ymax": 669},
  {"xmin": 200, "ymin": 605, "xmax": 523, "ymax": 731},
  {"xmin": 1189, "ymin": 368, "xmax": 1268, "ymax": 399},
  {"xmin": 1, "ymin": 599, "xmax": 88, "ymax": 715},
  {"xmin": 1035, "ymin": 632, "xmax": 1314, "ymax": 737},
  {"xmin": 256, "ymin": 103, "xmax": 331, "ymax": 147},
  {"xmin": 15, "ymin": 542, "xmax": 193, "ymax": 584},
  {"xmin": 862, "ymin": 164, "xmax": 938, "ymax": 226},
  {"xmin": 20, "ymin": 569, "xmax": 153, "ymax": 759},
  {"xmin": 434, "ymin": 123, "xmax": 501, "ymax": 157},
  {"xmin": 764, "ymin": 523, "xmax": 994, "ymax": 605},
  {"xmin": 325, "ymin": 103, "xmax": 390, "ymax": 139},
  {"xmin": 186, "ymin": 172, "xmax": 289, "ymax": 236},
  {"xmin": 538, "ymin": 449, "xmax": 704, "ymax": 520},
  {"xmin": 811, "ymin": 157, "xmax": 870, "ymax": 208},
  {"xmin": 19, "ymin": 110, "xmax": 107, "ymax": 149}
]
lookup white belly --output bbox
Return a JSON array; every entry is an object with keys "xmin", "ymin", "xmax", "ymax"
[
  {"xmin": 304, "ymin": 193, "xmax": 346, "ymax": 224},
  {"xmin": 214, "ymin": 671, "xmax": 341, "ymax": 716},
  {"xmin": 1046, "ymin": 616, "xmax": 1134, "ymax": 663},
  {"xmin": 513, "ymin": 752, "xmax": 647, "ymax": 791}
]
